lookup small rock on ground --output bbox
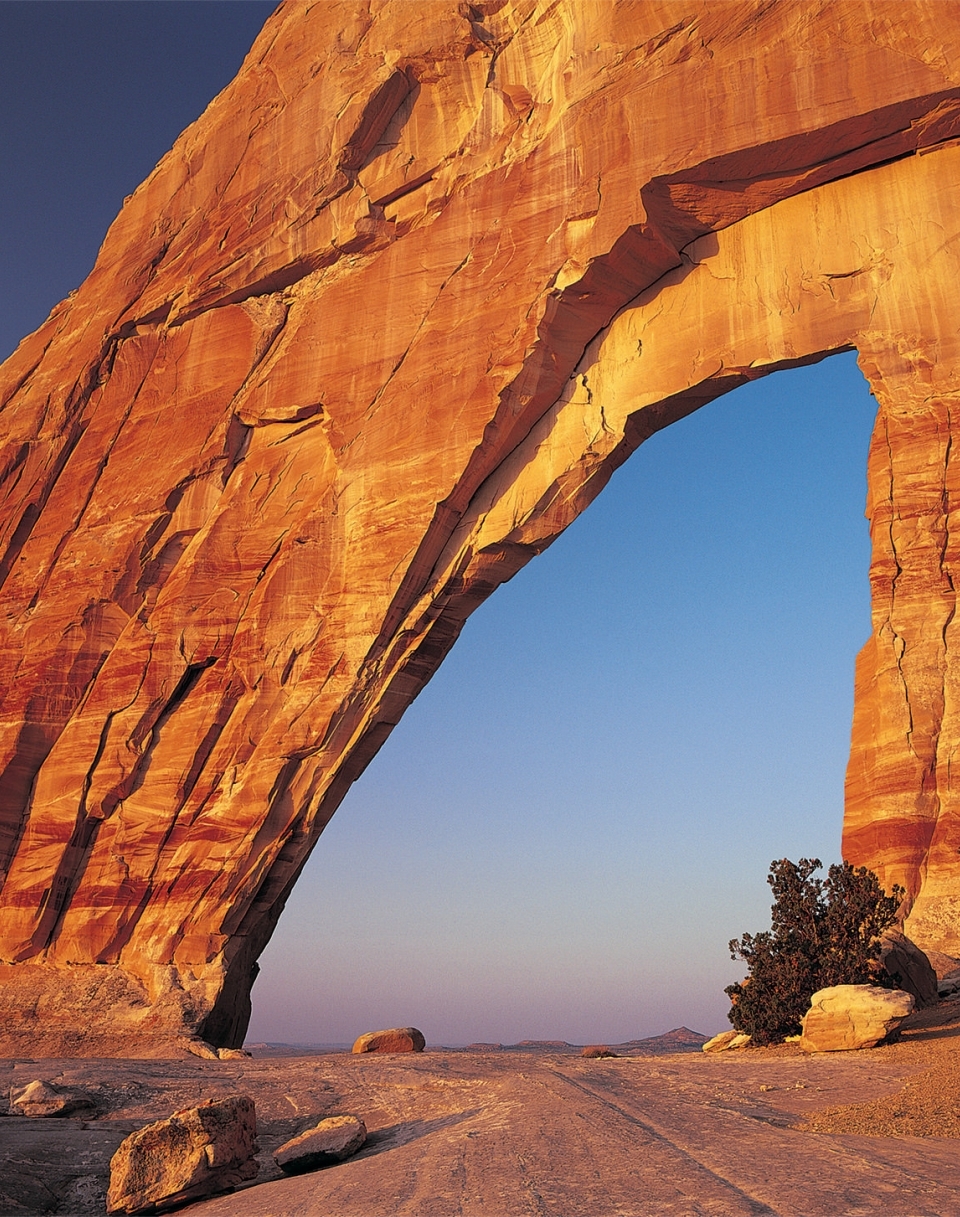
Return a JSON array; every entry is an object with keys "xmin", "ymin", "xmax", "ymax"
[
  {"xmin": 274, "ymin": 1115, "xmax": 367, "ymax": 1175},
  {"xmin": 10, "ymin": 1079, "xmax": 95, "ymax": 1117}
]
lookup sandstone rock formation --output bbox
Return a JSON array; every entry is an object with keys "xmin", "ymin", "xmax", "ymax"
[
  {"xmin": 3, "ymin": 0, "xmax": 960, "ymax": 1052},
  {"xmin": 274, "ymin": 1114, "xmax": 367, "ymax": 1175},
  {"xmin": 106, "ymin": 1095, "xmax": 258, "ymax": 1214},
  {"xmin": 351, "ymin": 1027, "xmax": 426, "ymax": 1054},
  {"xmin": 799, "ymin": 985, "xmax": 915, "ymax": 1053}
]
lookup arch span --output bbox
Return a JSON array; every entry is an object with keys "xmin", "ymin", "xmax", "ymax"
[{"xmin": 1, "ymin": 0, "xmax": 960, "ymax": 1053}]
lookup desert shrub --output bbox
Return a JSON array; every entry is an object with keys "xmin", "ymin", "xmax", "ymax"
[{"xmin": 725, "ymin": 857, "xmax": 903, "ymax": 1044}]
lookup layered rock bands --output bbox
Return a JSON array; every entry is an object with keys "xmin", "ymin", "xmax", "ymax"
[{"xmin": 2, "ymin": 0, "xmax": 960, "ymax": 1052}]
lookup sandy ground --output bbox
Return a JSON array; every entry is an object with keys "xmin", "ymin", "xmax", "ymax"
[{"xmin": 2, "ymin": 1006, "xmax": 959, "ymax": 1216}]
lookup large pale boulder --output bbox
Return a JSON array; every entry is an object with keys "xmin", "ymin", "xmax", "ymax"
[
  {"xmin": 274, "ymin": 1115, "xmax": 367, "ymax": 1175},
  {"xmin": 106, "ymin": 1095, "xmax": 258, "ymax": 1214},
  {"xmin": 4, "ymin": 1, "xmax": 960, "ymax": 1052},
  {"xmin": 799, "ymin": 985, "xmax": 914, "ymax": 1053},
  {"xmin": 351, "ymin": 1027, "xmax": 425, "ymax": 1055}
]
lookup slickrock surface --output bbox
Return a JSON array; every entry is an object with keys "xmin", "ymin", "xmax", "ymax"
[
  {"xmin": 4, "ymin": 0, "xmax": 960, "ymax": 1050},
  {"xmin": 1, "ymin": 1014, "xmax": 959, "ymax": 1216}
]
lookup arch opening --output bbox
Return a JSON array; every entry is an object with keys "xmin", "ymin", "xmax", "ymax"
[{"xmin": 248, "ymin": 352, "xmax": 878, "ymax": 1046}]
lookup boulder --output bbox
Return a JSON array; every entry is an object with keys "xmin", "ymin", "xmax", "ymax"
[
  {"xmin": 939, "ymin": 971, "xmax": 960, "ymax": 999},
  {"xmin": 10, "ymin": 1079, "xmax": 95, "ymax": 1118},
  {"xmin": 184, "ymin": 1039, "xmax": 220, "ymax": 1061},
  {"xmin": 878, "ymin": 929, "xmax": 938, "ymax": 1007},
  {"xmin": 274, "ymin": 1115, "xmax": 367, "ymax": 1175},
  {"xmin": 799, "ymin": 985, "xmax": 914, "ymax": 1053},
  {"xmin": 701, "ymin": 1031, "xmax": 752, "ymax": 1053},
  {"xmin": 106, "ymin": 1095, "xmax": 258, "ymax": 1214},
  {"xmin": 351, "ymin": 1027, "xmax": 425, "ymax": 1054},
  {"xmin": 924, "ymin": 949, "xmax": 960, "ymax": 980},
  {"xmin": 581, "ymin": 1045, "xmax": 618, "ymax": 1058}
]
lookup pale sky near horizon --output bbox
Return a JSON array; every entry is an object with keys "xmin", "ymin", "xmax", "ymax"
[{"xmin": 1, "ymin": 2, "xmax": 878, "ymax": 1046}]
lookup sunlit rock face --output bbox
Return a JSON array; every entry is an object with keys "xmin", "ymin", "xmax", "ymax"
[{"xmin": 2, "ymin": 0, "xmax": 960, "ymax": 1053}]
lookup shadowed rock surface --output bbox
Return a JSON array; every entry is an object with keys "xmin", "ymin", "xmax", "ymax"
[{"xmin": 3, "ymin": 0, "xmax": 960, "ymax": 1051}]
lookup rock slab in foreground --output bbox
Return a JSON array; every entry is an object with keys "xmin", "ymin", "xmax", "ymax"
[
  {"xmin": 800, "ymin": 985, "xmax": 915, "ymax": 1053},
  {"xmin": 107, "ymin": 1095, "xmax": 258, "ymax": 1214},
  {"xmin": 352, "ymin": 1027, "xmax": 425, "ymax": 1054},
  {"xmin": 275, "ymin": 1115, "xmax": 367, "ymax": 1175}
]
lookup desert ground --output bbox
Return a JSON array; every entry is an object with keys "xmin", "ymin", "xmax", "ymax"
[{"xmin": 2, "ymin": 1003, "xmax": 959, "ymax": 1217}]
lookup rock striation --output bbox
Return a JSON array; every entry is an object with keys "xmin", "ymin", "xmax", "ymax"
[{"xmin": 3, "ymin": 0, "xmax": 960, "ymax": 1052}]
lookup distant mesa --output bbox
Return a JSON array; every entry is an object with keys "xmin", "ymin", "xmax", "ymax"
[
  {"xmin": 2, "ymin": 0, "xmax": 960, "ymax": 1055},
  {"xmin": 461, "ymin": 1029, "xmax": 709, "ymax": 1055}
]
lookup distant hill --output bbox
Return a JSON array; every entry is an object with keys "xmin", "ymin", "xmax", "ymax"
[
  {"xmin": 451, "ymin": 1029, "xmax": 710, "ymax": 1055},
  {"xmin": 247, "ymin": 1028, "xmax": 711, "ymax": 1057}
]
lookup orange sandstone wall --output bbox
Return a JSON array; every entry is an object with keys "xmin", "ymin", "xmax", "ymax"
[{"xmin": 1, "ymin": 0, "xmax": 959, "ymax": 1053}]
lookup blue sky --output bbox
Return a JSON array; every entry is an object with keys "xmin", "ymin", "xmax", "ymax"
[{"xmin": 2, "ymin": 2, "xmax": 877, "ymax": 1045}]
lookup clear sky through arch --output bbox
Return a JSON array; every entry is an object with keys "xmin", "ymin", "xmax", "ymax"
[
  {"xmin": 249, "ymin": 352, "xmax": 877, "ymax": 1045},
  {"xmin": 1, "ymin": 2, "xmax": 877, "ymax": 1046}
]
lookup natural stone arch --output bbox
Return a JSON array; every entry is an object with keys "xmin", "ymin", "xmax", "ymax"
[{"xmin": 1, "ymin": 0, "xmax": 960, "ymax": 1053}]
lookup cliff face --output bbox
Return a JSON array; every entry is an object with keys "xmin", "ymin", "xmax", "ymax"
[{"xmin": 2, "ymin": 0, "xmax": 960, "ymax": 1053}]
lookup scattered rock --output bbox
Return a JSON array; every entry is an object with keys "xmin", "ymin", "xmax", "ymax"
[
  {"xmin": 938, "ymin": 971, "xmax": 960, "ymax": 999},
  {"xmin": 183, "ymin": 1039, "xmax": 220, "ymax": 1061},
  {"xmin": 274, "ymin": 1115, "xmax": 367, "ymax": 1175},
  {"xmin": 106, "ymin": 1095, "xmax": 258, "ymax": 1214},
  {"xmin": 581, "ymin": 1045, "xmax": 618, "ymax": 1058},
  {"xmin": 351, "ymin": 1027, "xmax": 425, "ymax": 1054},
  {"xmin": 217, "ymin": 1047, "xmax": 251, "ymax": 1060},
  {"xmin": 799, "ymin": 985, "xmax": 915, "ymax": 1053},
  {"xmin": 878, "ymin": 929, "xmax": 938, "ymax": 1007},
  {"xmin": 10, "ymin": 1079, "xmax": 96, "ymax": 1117},
  {"xmin": 701, "ymin": 1031, "xmax": 752, "ymax": 1053}
]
